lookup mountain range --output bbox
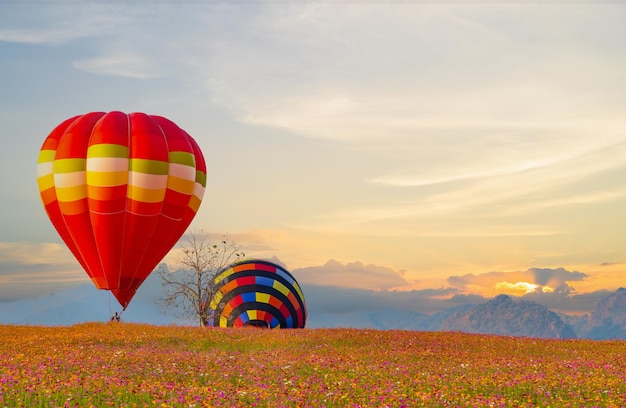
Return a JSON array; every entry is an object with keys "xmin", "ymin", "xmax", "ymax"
[
  {"xmin": 1, "ymin": 274, "xmax": 625, "ymax": 339},
  {"xmin": 310, "ymin": 288, "xmax": 626, "ymax": 339},
  {"xmin": 439, "ymin": 294, "xmax": 576, "ymax": 338},
  {"xmin": 580, "ymin": 287, "xmax": 626, "ymax": 339}
]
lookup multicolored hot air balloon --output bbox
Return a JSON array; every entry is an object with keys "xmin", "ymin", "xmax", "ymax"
[
  {"xmin": 208, "ymin": 260, "xmax": 307, "ymax": 328},
  {"xmin": 36, "ymin": 111, "xmax": 206, "ymax": 309}
]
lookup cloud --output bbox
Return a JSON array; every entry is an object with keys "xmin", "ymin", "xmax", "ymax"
[
  {"xmin": 0, "ymin": 3, "xmax": 192, "ymax": 80},
  {"xmin": 0, "ymin": 241, "xmax": 74, "ymax": 266},
  {"xmin": 174, "ymin": 3, "xmax": 626, "ymax": 237},
  {"xmin": 529, "ymin": 267, "xmax": 588, "ymax": 287},
  {"xmin": 300, "ymin": 267, "xmax": 605, "ymax": 317},
  {"xmin": 0, "ymin": 272, "xmax": 183, "ymax": 326},
  {"xmin": 294, "ymin": 260, "xmax": 411, "ymax": 291},
  {"xmin": 0, "ymin": 241, "xmax": 85, "ymax": 302},
  {"xmin": 161, "ymin": 229, "xmax": 283, "ymax": 268},
  {"xmin": 3, "ymin": 2, "xmax": 626, "ymax": 313},
  {"xmin": 302, "ymin": 284, "xmax": 463, "ymax": 315},
  {"xmin": 8, "ymin": 4, "xmax": 626, "ymax": 182},
  {"xmin": 366, "ymin": 136, "xmax": 626, "ymax": 190},
  {"xmin": 0, "ymin": 264, "xmax": 85, "ymax": 302},
  {"xmin": 189, "ymin": 4, "xmax": 626, "ymax": 147},
  {"xmin": 0, "ymin": 3, "xmax": 132, "ymax": 45},
  {"xmin": 521, "ymin": 288, "xmax": 610, "ymax": 314},
  {"xmin": 286, "ymin": 135, "xmax": 626, "ymax": 238},
  {"xmin": 73, "ymin": 53, "xmax": 163, "ymax": 79},
  {"xmin": 368, "ymin": 161, "xmax": 547, "ymax": 188},
  {"xmin": 448, "ymin": 267, "xmax": 588, "ymax": 297},
  {"xmin": 495, "ymin": 281, "xmax": 545, "ymax": 296}
]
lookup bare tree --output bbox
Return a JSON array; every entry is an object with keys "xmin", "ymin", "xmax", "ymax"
[{"xmin": 157, "ymin": 231, "xmax": 244, "ymax": 326}]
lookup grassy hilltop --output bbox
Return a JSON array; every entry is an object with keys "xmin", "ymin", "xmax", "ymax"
[{"xmin": 1, "ymin": 323, "xmax": 625, "ymax": 407}]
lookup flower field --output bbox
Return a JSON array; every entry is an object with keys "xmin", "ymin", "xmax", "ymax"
[{"xmin": 1, "ymin": 323, "xmax": 625, "ymax": 407}]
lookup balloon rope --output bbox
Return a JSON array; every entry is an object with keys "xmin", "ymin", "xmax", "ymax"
[{"xmin": 107, "ymin": 292, "xmax": 122, "ymax": 322}]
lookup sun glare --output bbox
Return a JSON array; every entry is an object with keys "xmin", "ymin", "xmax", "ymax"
[{"xmin": 495, "ymin": 281, "xmax": 539, "ymax": 296}]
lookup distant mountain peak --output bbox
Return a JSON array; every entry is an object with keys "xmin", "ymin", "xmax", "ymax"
[
  {"xmin": 582, "ymin": 288, "xmax": 626, "ymax": 339},
  {"xmin": 492, "ymin": 294, "xmax": 513, "ymax": 303},
  {"xmin": 440, "ymin": 295, "xmax": 575, "ymax": 339}
]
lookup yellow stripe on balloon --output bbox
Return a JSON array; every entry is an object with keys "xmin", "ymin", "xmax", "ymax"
[
  {"xmin": 87, "ymin": 171, "xmax": 128, "ymax": 187},
  {"xmin": 36, "ymin": 151, "xmax": 56, "ymax": 194},
  {"xmin": 54, "ymin": 158, "xmax": 85, "ymax": 173},
  {"xmin": 55, "ymin": 186, "xmax": 87, "ymax": 202},
  {"xmin": 256, "ymin": 292, "xmax": 271, "ymax": 303},
  {"xmin": 37, "ymin": 149, "xmax": 56, "ymax": 164},
  {"xmin": 291, "ymin": 283, "xmax": 306, "ymax": 304},
  {"xmin": 87, "ymin": 143, "xmax": 129, "ymax": 158},
  {"xmin": 167, "ymin": 175, "xmax": 195, "ymax": 194},
  {"xmin": 195, "ymin": 170, "xmax": 207, "ymax": 187},
  {"xmin": 169, "ymin": 151, "xmax": 195, "ymax": 167},
  {"xmin": 209, "ymin": 291, "xmax": 223, "ymax": 310},
  {"xmin": 188, "ymin": 196, "xmax": 202, "ymax": 213},
  {"xmin": 129, "ymin": 158, "xmax": 168, "ymax": 175},
  {"xmin": 37, "ymin": 173, "xmax": 55, "ymax": 192},
  {"xmin": 272, "ymin": 281, "xmax": 290, "ymax": 297},
  {"xmin": 214, "ymin": 268, "xmax": 235, "ymax": 284},
  {"xmin": 127, "ymin": 185, "xmax": 166, "ymax": 203}
]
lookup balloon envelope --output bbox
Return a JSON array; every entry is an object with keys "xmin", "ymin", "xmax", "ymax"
[
  {"xmin": 37, "ymin": 111, "xmax": 206, "ymax": 308},
  {"xmin": 208, "ymin": 260, "xmax": 307, "ymax": 328}
]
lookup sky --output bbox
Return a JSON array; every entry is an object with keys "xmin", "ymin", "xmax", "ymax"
[{"xmin": 1, "ymin": 1, "xmax": 626, "ymax": 322}]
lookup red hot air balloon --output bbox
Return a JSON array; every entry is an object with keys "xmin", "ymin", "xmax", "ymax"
[{"xmin": 36, "ymin": 112, "xmax": 206, "ymax": 309}]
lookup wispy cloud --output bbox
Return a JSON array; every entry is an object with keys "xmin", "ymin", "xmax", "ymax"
[
  {"xmin": 295, "ymin": 259, "xmax": 411, "ymax": 291},
  {"xmin": 3, "ymin": 2, "xmax": 626, "ymax": 306},
  {"xmin": 73, "ymin": 53, "xmax": 164, "ymax": 79},
  {"xmin": 191, "ymin": 4, "xmax": 626, "ymax": 143},
  {"xmin": 0, "ymin": 241, "xmax": 85, "ymax": 301},
  {"xmin": 0, "ymin": 4, "xmax": 132, "ymax": 45},
  {"xmin": 0, "ymin": 241, "xmax": 75, "ymax": 266},
  {"xmin": 368, "ymin": 160, "xmax": 555, "ymax": 188},
  {"xmin": 303, "ymin": 284, "xmax": 461, "ymax": 315},
  {"xmin": 295, "ymin": 135, "xmax": 626, "ymax": 234},
  {"xmin": 448, "ymin": 267, "xmax": 588, "ymax": 297}
]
